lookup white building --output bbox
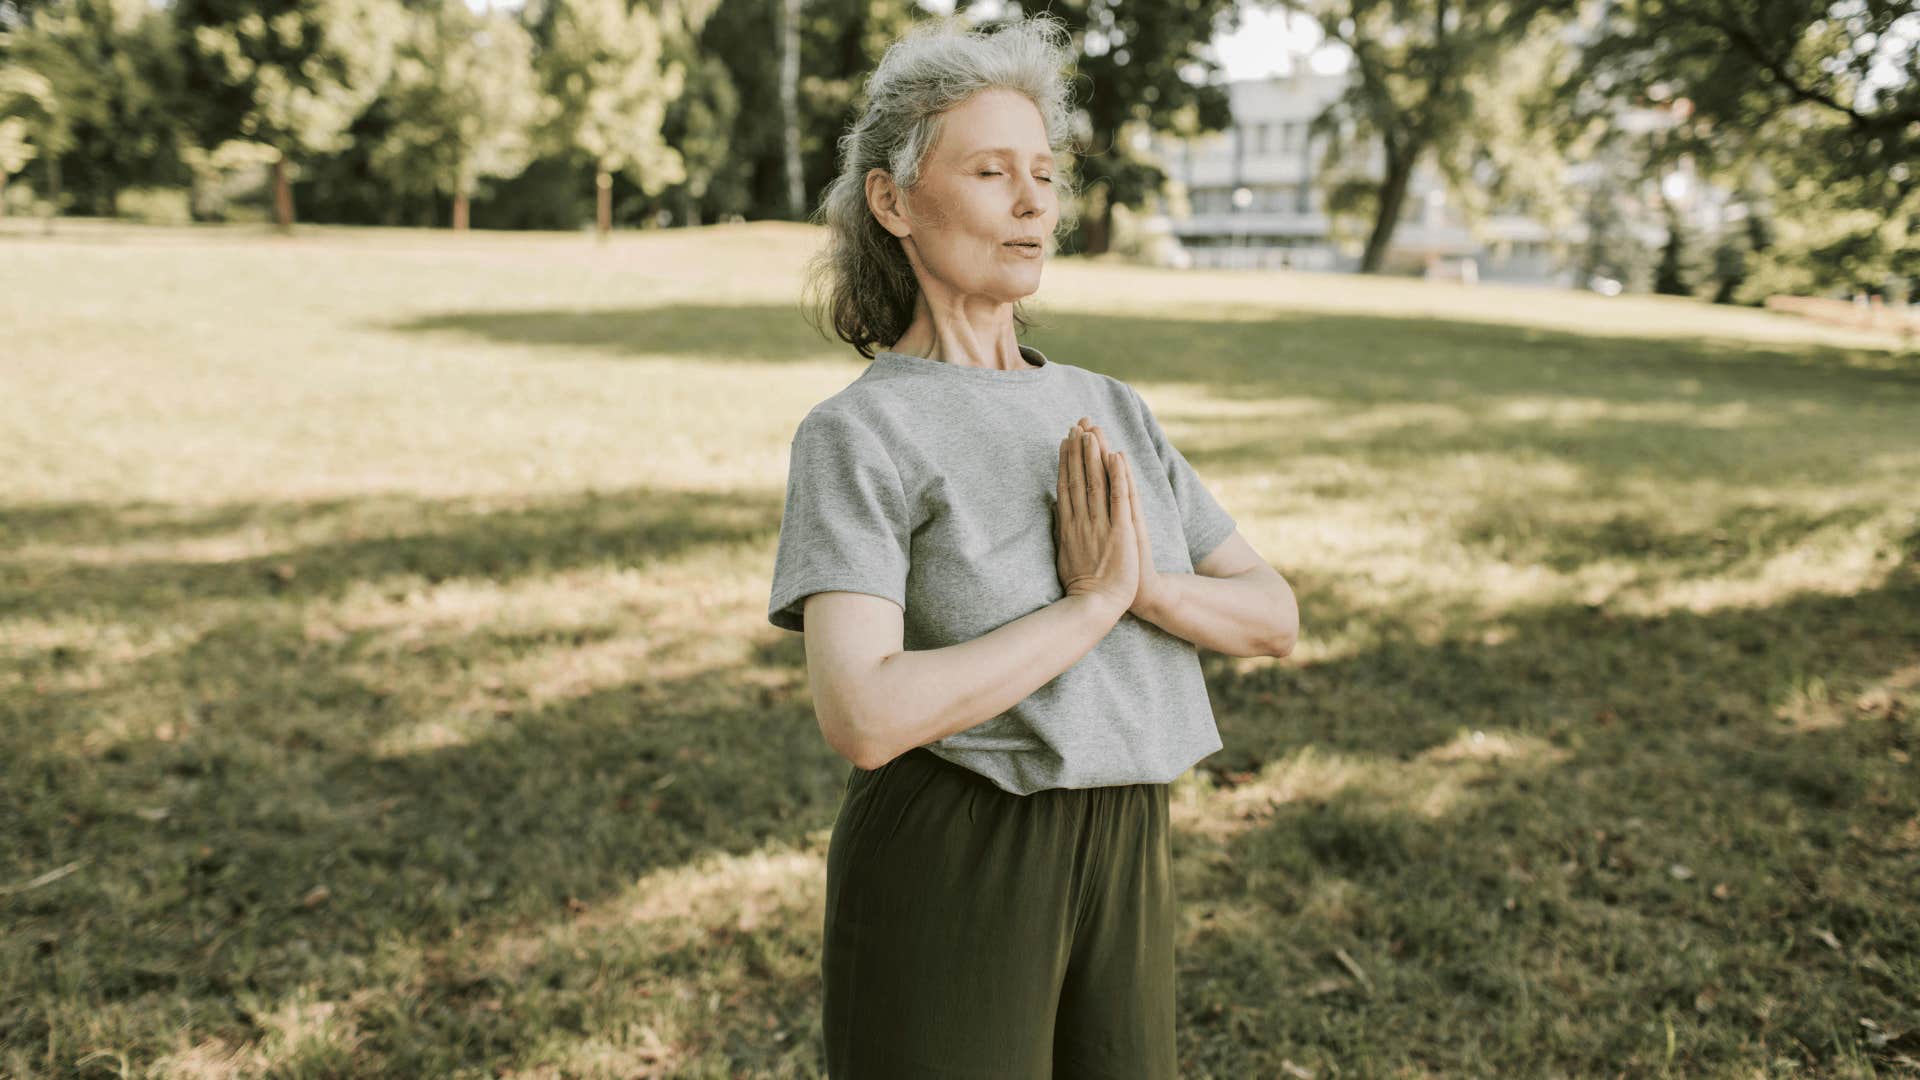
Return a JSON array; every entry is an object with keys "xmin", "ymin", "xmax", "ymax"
[{"xmin": 1139, "ymin": 70, "xmax": 1590, "ymax": 284}]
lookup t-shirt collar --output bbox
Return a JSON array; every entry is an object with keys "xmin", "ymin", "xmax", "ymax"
[{"xmin": 872, "ymin": 343, "xmax": 1055, "ymax": 382}]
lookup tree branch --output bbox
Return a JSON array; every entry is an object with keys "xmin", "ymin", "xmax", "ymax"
[{"xmin": 1688, "ymin": 4, "xmax": 1918, "ymax": 133}]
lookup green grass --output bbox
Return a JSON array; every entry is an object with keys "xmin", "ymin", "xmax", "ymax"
[{"xmin": 2, "ymin": 216, "xmax": 1917, "ymax": 1078}]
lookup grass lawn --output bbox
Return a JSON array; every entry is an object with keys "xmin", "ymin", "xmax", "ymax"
[{"xmin": 2, "ymin": 216, "xmax": 1917, "ymax": 1078}]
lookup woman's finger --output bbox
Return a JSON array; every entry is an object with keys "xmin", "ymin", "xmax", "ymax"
[
  {"xmin": 1082, "ymin": 430, "xmax": 1108, "ymax": 532},
  {"xmin": 1109, "ymin": 450, "xmax": 1131, "ymax": 530},
  {"xmin": 1124, "ymin": 448, "xmax": 1152, "ymax": 580},
  {"xmin": 1063, "ymin": 427, "xmax": 1086, "ymax": 530},
  {"xmin": 1059, "ymin": 432, "xmax": 1075, "ymax": 541}
]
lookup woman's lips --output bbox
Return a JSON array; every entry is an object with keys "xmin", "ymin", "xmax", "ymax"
[{"xmin": 1002, "ymin": 242, "xmax": 1042, "ymax": 257}]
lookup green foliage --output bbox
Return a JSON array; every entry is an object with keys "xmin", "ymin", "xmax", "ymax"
[
  {"xmin": 1734, "ymin": 168, "xmax": 1920, "ymax": 304},
  {"xmin": 369, "ymin": 0, "xmax": 540, "ymax": 204},
  {"xmin": 687, "ymin": 0, "xmax": 922, "ymax": 224},
  {"xmin": 176, "ymin": 135, "xmax": 277, "ymax": 219},
  {"xmin": 0, "ymin": 0, "xmax": 188, "ymax": 212},
  {"xmin": 1565, "ymin": 0, "xmax": 1919, "ymax": 298},
  {"xmin": 658, "ymin": 54, "xmax": 738, "ymax": 225},
  {"xmin": 530, "ymin": 0, "xmax": 683, "ymax": 192},
  {"xmin": 114, "ymin": 183, "xmax": 191, "ymax": 223},
  {"xmin": 0, "ymin": 64, "xmax": 54, "ymax": 176},
  {"xmin": 1279, "ymin": 0, "xmax": 1582, "ymax": 272},
  {"xmin": 1653, "ymin": 197, "xmax": 1702, "ymax": 296},
  {"xmin": 178, "ymin": 0, "xmax": 405, "ymax": 158},
  {"xmin": 1, "ymin": 21, "xmax": 75, "ymax": 211},
  {"xmin": 0, "ymin": 112, "xmax": 31, "ymax": 175}
]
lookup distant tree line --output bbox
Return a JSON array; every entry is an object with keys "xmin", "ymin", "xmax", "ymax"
[
  {"xmin": 1272, "ymin": 0, "xmax": 1914, "ymax": 302},
  {"xmin": 0, "ymin": 0, "xmax": 1243, "ymax": 255},
  {"xmin": 1, "ymin": 0, "xmax": 1911, "ymax": 297}
]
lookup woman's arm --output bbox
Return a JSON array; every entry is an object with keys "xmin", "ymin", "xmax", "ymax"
[
  {"xmin": 1074, "ymin": 418, "xmax": 1297, "ymax": 659},
  {"xmin": 805, "ymin": 422, "xmax": 1141, "ymax": 770},
  {"xmin": 803, "ymin": 589, "xmax": 1126, "ymax": 770},
  {"xmin": 1133, "ymin": 530, "xmax": 1299, "ymax": 658}
]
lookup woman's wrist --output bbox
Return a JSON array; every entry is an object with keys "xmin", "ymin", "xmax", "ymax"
[{"xmin": 1061, "ymin": 588, "xmax": 1129, "ymax": 629}]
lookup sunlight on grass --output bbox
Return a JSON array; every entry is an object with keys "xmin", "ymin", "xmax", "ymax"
[
  {"xmin": 1172, "ymin": 730, "xmax": 1572, "ymax": 843},
  {"xmin": 314, "ymin": 552, "xmax": 785, "ymax": 760},
  {"xmin": 1777, "ymin": 662, "xmax": 1920, "ymax": 735},
  {"xmin": 4, "ymin": 220, "xmax": 1915, "ymax": 1076},
  {"xmin": 14, "ymin": 531, "xmax": 306, "ymax": 567},
  {"xmin": 1041, "ymin": 260, "xmax": 1909, "ymax": 352},
  {"xmin": 469, "ymin": 841, "xmax": 829, "ymax": 1077},
  {"xmin": 1487, "ymin": 396, "xmax": 1768, "ymax": 428},
  {"xmin": 1618, "ymin": 512, "xmax": 1908, "ymax": 615}
]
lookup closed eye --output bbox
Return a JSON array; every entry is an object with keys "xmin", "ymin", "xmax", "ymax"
[{"xmin": 979, "ymin": 171, "xmax": 1054, "ymax": 184}]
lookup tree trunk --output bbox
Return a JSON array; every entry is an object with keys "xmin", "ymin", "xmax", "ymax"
[
  {"xmin": 596, "ymin": 169, "xmax": 612, "ymax": 240},
  {"xmin": 1083, "ymin": 181, "xmax": 1111, "ymax": 256},
  {"xmin": 1360, "ymin": 135, "xmax": 1418, "ymax": 273},
  {"xmin": 1579, "ymin": 180, "xmax": 1608, "ymax": 283},
  {"xmin": 453, "ymin": 189, "xmax": 470, "ymax": 231},
  {"xmin": 42, "ymin": 152, "xmax": 60, "ymax": 235},
  {"xmin": 0, "ymin": 170, "xmax": 8, "ymax": 217},
  {"xmin": 272, "ymin": 151, "xmax": 295, "ymax": 233},
  {"xmin": 779, "ymin": 0, "xmax": 804, "ymax": 219},
  {"xmin": 1654, "ymin": 193, "xmax": 1688, "ymax": 296}
]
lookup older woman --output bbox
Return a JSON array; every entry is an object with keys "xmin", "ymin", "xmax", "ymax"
[{"xmin": 767, "ymin": 14, "xmax": 1298, "ymax": 1078}]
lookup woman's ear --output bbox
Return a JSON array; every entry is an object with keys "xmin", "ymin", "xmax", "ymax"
[{"xmin": 865, "ymin": 168, "xmax": 912, "ymax": 239}]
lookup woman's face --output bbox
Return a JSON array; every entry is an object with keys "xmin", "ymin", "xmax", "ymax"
[{"xmin": 871, "ymin": 87, "xmax": 1059, "ymax": 304}]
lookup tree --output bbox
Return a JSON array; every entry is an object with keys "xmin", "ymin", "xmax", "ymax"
[
  {"xmin": 0, "ymin": 52, "xmax": 71, "ymax": 226},
  {"xmin": 530, "ymin": 0, "xmax": 685, "ymax": 239},
  {"xmin": 1563, "ymin": 0, "xmax": 1918, "ymax": 298},
  {"xmin": 0, "ymin": 63, "xmax": 55, "ymax": 215},
  {"xmin": 691, "ymin": 0, "xmax": 927, "ymax": 224},
  {"xmin": 0, "ymin": 0, "xmax": 187, "ymax": 217},
  {"xmin": 1272, "ymin": 0, "xmax": 1580, "ymax": 273},
  {"xmin": 659, "ymin": 52, "xmax": 738, "ymax": 227},
  {"xmin": 178, "ymin": 0, "xmax": 405, "ymax": 232},
  {"xmin": 370, "ymin": 0, "xmax": 540, "ymax": 230}
]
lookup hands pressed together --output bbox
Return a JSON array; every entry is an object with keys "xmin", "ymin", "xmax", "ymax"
[{"xmin": 1054, "ymin": 417, "xmax": 1162, "ymax": 619}]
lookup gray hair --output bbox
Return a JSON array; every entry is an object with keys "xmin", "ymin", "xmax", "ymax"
[{"xmin": 802, "ymin": 14, "xmax": 1083, "ymax": 359}]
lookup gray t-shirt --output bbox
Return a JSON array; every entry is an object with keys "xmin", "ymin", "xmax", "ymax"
[{"xmin": 767, "ymin": 343, "xmax": 1237, "ymax": 795}]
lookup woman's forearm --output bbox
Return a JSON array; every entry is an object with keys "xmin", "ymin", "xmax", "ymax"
[
  {"xmin": 1138, "ymin": 569, "xmax": 1298, "ymax": 658},
  {"xmin": 853, "ymin": 592, "xmax": 1125, "ymax": 768}
]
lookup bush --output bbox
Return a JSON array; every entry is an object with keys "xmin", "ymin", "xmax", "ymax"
[
  {"xmin": 1, "ymin": 180, "xmax": 41, "ymax": 218},
  {"xmin": 117, "ymin": 187, "xmax": 193, "ymax": 226}
]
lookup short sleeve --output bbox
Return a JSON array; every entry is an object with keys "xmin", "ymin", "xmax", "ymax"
[
  {"xmin": 1127, "ymin": 384, "xmax": 1237, "ymax": 564},
  {"xmin": 766, "ymin": 408, "xmax": 913, "ymax": 632}
]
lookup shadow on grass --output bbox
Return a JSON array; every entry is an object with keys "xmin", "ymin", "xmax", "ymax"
[
  {"xmin": 0, "ymin": 486, "xmax": 778, "ymax": 620},
  {"xmin": 5, "ymin": 298, "xmax": 1918, "ymax": 1072},
  {"xmin": 381, "ymin": 302, "xmax": 1920, "ymax": 497},
  {"xmin": 378, "ymin": 301, "xmax": 1920, "ymax": 393},
  {"xmin": 1453, "ymin": 501, "xmax": 1896, "ymax": 577},
  {"xmin": 3, "ymin": 486, "xmax": 1914, "ymax": 1072},
  {"xmin": 1179, "ymin": 549, "xmax": 1920, "ymax": 1075}
]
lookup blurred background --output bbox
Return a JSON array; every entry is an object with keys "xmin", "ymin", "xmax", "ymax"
[
  {"xmin": 1, "ymin": 0, "xmax": 1915, "ymax": 310},
  {"xmin": 2, "ymin": 1, "xmax": 1917, "ymax": 1077}
]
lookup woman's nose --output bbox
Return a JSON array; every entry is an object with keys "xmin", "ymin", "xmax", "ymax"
[{"xmin": 1014, "ymin": 176, "xmax": 1047, "ymax": 218}]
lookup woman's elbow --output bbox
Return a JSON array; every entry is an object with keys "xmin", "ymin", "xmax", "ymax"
[
  {"xmin": 1259, "ymin": 599, "xmax": 1299, "ymax": 658},
  {"xmin": 1260, "ymin": 628, "xmax": 1298, "ymax": 658},
  {"xmin": 816, "ymin": 708, "xmax": 875, "ymax": 770}
]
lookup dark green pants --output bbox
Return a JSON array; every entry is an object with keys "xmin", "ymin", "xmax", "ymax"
[{"xmin": 822, "ymin": 745, "xmax": 1177, "ymax": 1078}]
